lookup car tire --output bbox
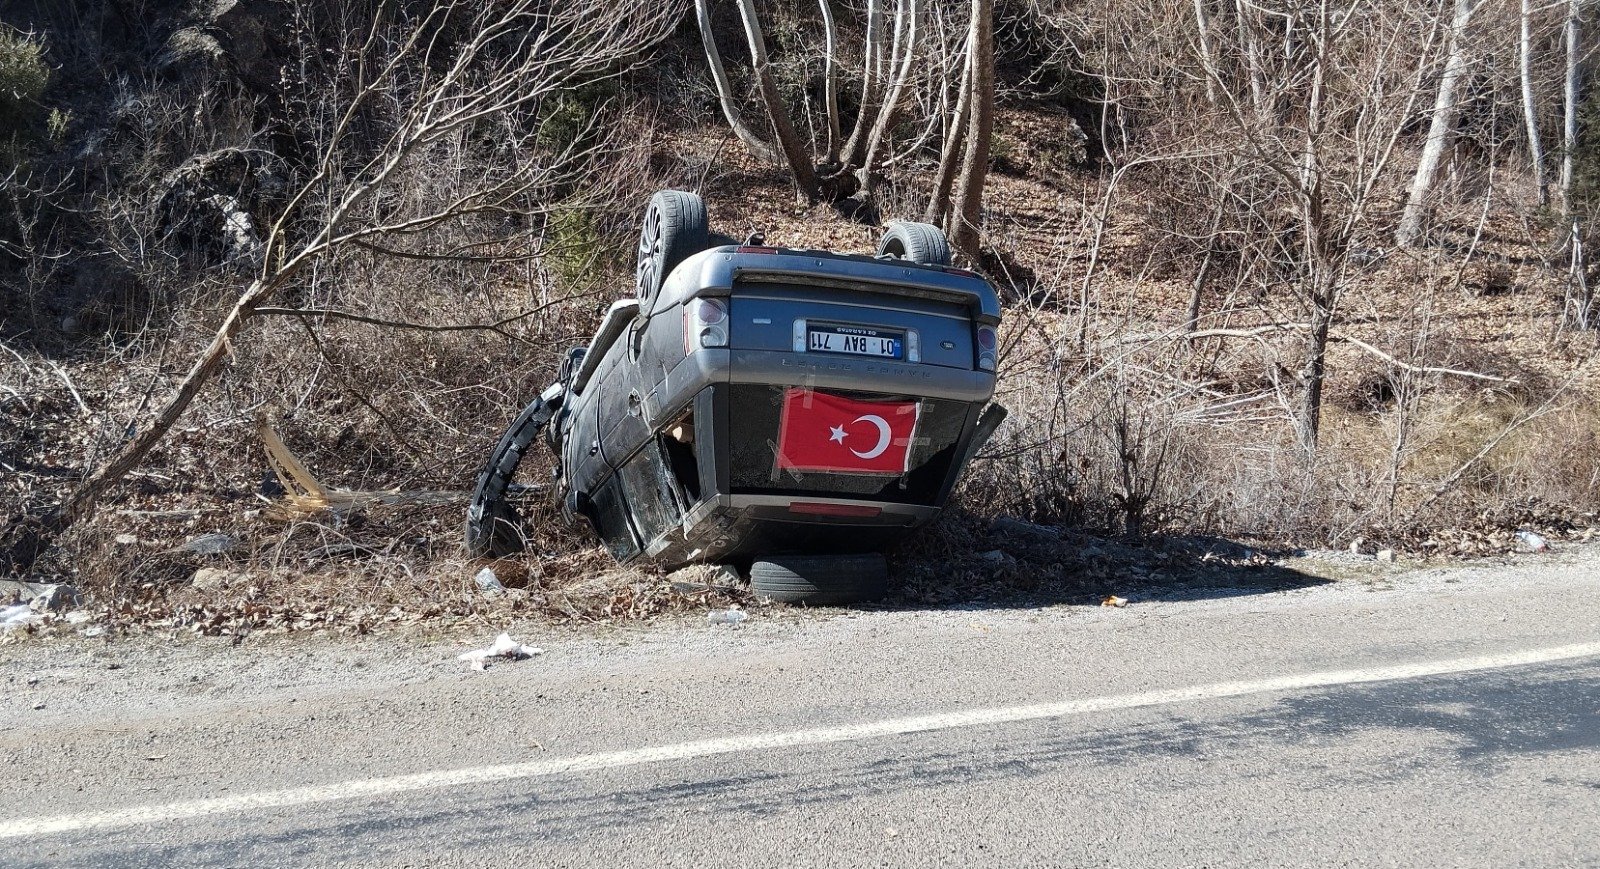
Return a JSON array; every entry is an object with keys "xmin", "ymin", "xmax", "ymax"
[
  {"xmin": 750, "ymin": 553, "xmax": 890, "ymax": 606},
  {"xmin": 876, "ymin": 221, "xmax": 952, "ymax": 267},
  {"xmin": 465, "ymin": 395, "xmax": 552, "ymax": 558},
  {"xmin": 636, "ymin": 190, "xmax": 709, "ymax": 312}
]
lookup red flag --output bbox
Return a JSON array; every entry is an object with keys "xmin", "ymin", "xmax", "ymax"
[{"xmin": 775, "ymin": 388, "xmax": 920, "ymax": 474}]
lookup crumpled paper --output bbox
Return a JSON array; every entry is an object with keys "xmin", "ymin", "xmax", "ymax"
[{"xmin": 458, "ymin": 633, "xmax": 544, "ymax": 671}]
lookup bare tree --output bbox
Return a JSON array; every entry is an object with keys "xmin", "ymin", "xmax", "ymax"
[
  {"xmin": 924, "ymin": 36, "xmax": 973, "ymax": 226},
  {"xmin": 695, "ymin": 0, "xmax": 781, "ymax": 163},
  {"xmin": 1522, "ymin": 0, "xmax": 1550, "ymax": 207},
  {"xmin": 23, "ymin": 0, "xmax": 681, "ymax": 542},
  {"xmin": 841, "ymin": 0, "xmax": 890, "ymax": 165},
  {"xmin": 1179, "ymin": 0, "xmax": 1449, "ymax": 450},
  {"xmin": 855, "ymin": 0, "xmax": 922, "ymax": 188},
  {"xmin": 1396, "ymin": 0, "xmax": 1479, "ymax": 248},
  {"xmin": 818, "ymin": 0, "xmax": 843, "ymax": 160},
  {"xmin": 1561, "ymin": 0, "xmax": 1583, "ymax": 217},
  {"xmin": 949, "ymin": 0, "xmax": 994, "ymax": 260},
  {"xmin": 695, "ymin": 0, "xmax": 954, "ymax": 201},
  {"xmin": 734, "ymin": 0, "xmax": 822, "ymax": 200},
  {"xmin": 1192, "ymin": 0, "xmax": 1219, "ymax": 104}
]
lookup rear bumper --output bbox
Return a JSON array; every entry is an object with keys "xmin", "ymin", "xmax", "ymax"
[{"xmin": 649, "ymin": 347, "xmax": 994, "ymax": 430}]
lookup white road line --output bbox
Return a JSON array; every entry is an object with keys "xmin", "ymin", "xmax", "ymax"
[{"xmin": 5, "ymin": 640, "xmax": 1598, "ymax": 840}]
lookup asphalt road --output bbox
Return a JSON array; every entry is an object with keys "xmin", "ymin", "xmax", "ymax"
[{"xmin": 3, "ymin": 547, "xmax": 1599, "ymax": 868}]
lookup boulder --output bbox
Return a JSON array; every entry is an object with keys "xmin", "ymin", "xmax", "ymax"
[
  {"xmin": 29, "ymin": 584, "xmax": 80, "ymax": 612},
  {"xmin": 190, "ymin": 568, "xmax": 243, "ymax": 592},
  {"xmin": 182, "ymin": 532, "xmax": 241, "ymax": 556}
]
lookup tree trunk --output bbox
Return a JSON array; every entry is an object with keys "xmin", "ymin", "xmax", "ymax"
[
  {"xmin": 1297, "ymin": 290, "xmax": 1335, "ymax": 453},
  {"xmin": 949, "ymin": 0, "xmax": 993, "ymax": 260},
  {"xmin": 925, "ymin": 39, "xmax": 973, "ymax": 226},
  {"xmin": 818, "ymin": 0, "xmax": 842, "ymax": 160},
  {"xmin": 1522, "ymin": 0, "xmax": 1549, "ymax": 207},
  {"xmin": 842, "ymin": 0, "xmax": 886, "ymax": 166},
  {"xmin": 1234, "ymin": 0, "xmax": 1268, "ymax": 121},
  {"xmin": 1561, "ymin": 0, "xmax": 1582, "ymax": 216},
  {"xmin": 52, "ymin": 278, "xmax": 276, "ymax": 533},
  {"xmin": 857, "ymin": 0, "xmax": 920, "ymax": 188},
  {"xmin": 1396, "ymin": 0, "xmax": 1477, "ymax": 248},
  {"xmin": 1193, "ymin": 0, "xmax": 1218, "ymax": 104},
  {"xmin": 696, "ymin": 0, "xmax": 781, "ymax": 164},
  {"xmin": 735, "ymin": 0, "xmax": 820, "ymax": 201}
]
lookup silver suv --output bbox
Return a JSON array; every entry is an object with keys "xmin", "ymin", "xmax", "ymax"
[{"xmin": 467, "ymin": 191, "xmax": 1005, "ymax": 604}]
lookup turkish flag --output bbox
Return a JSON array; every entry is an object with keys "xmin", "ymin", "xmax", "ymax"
[{"xmin": 775, "ymin": 388, "xmax": 921, "ymax": 474}]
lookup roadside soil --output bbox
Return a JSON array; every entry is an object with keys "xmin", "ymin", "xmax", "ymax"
[{"xmin": 5, "ymin": 542, "xmax": 1593, "ymax": 723}]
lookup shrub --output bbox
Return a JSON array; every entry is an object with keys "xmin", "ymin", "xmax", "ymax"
[{"xmin": 0, "ymin": 27, "xmax": 48, "ymax": 130}]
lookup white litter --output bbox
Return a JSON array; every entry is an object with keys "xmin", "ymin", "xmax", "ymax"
[
  {"xmin": 457, "ymin": 633, "xmax": 543, "ymax": 671},
  {"xmin": 707, "ymin": 608, "xmax": 748, "ymax": 625},
  {"xmin": 473, "ymin": 567, "xmax": 505, "ymax": 595},
  {"xmin": 1515, "ymin": 530, "xmax": 1550, "ymax": 553},
  {"xmin": 2, "ymin": 604, "xmax": 42, "ymax": 632}
]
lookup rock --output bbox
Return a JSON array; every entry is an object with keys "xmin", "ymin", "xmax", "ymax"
[
  {"xmin": 0, "ymin": 579, "xmax": 49, "ymax": 606},
  {"xmin": 978, "ymin": 549, "xmax": 1017, "ymax": 569},
  {"xmin": 29, "ymin": 584, "xmax": 79, "ymax": 612},
  {"xmin": 190, "ymin": 568, "xmax": 242, "ymax": 592},
  {"xmin": 991, "ymin": 516, "xmax": 1060, "ymax": 540},
  {"xmin": 156, "ymin": 27, "xmax": 225, "ymax": 81},
  {"xmin": 1376, "ymin": 549, "xmax": 1396, "ymax": 563},
  {"xmin": 666, "ymin": 563, "xmax": 742, "ymax": 592},
  {"xmin": 64, "ymin": 610, "xmax": 93, "ymax": 625},
  {"xmin": 183, "ymin": 533, "xmax": 240, "ymax": 556},
  {"xmin": 155, "ymin": 149, "xmax": 282, "ymax": 268}
]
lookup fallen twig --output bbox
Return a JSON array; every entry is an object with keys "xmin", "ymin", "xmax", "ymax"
[
  {"xmin": 252, "ymin": 297, "xmax": 571, "ymax": 343},
  {"xmin": 44, "ymin": 360, "xmax": 91, "ymax": 413},
  {"xmin": 1185, "ymin": 322, "xmax": 1516, "ymax": 384}
]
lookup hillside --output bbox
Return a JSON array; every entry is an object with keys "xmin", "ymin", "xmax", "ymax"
[{"xmin": 2, "ymin": 0, "xmax": 1598, "ymax": 634}]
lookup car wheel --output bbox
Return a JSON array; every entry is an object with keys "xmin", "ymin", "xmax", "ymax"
[
  {"xmin": 876, "ymin": 221, "xmax": 952, "ymax": 267},
  {"xmin": 635, "ymin": 190, "xmax": 709, "ymax": 312},
  {"xmin": 465, "ymin": 395, "xmax": 554, "ymax": 558},
  {"xmin": 750, "ymin": 553, "xmax": 890, "ymax": 606}
]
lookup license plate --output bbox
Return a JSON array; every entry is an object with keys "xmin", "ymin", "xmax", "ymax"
[{"xmin": 802, "ymin": 323, "xmax": 903, "ymax": 359}]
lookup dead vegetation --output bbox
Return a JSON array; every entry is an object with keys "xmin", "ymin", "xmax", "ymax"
[{"xmin": 3, "ymin": 0, "xmax": 1600, "ymax": 636}]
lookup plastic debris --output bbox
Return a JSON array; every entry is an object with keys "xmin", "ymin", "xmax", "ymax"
[
  {"xmin": 1376, "ymin": 549, "xmax": 1396, "ymax": 563},
  {"xmin": 2, "ymin": 604, "xmax": 42, "ymax": 631},
  {"xmin": 1100, "ymin": 595, "xmax": 1129, "ymax": 608},
  {"xmin": 1515, "ymin": 531, "xmax": 1550, "ymax": 553},
  {"xmin": 473, "ymin": 567, "xmax": 506, "ymax": 595},
  {"xmin": 707, "ymin": 608, "xmax": 748, "ymax": 625},
  {"xmin": 458, "ymin": 633, "xmax": 543, "ymax": 671}
]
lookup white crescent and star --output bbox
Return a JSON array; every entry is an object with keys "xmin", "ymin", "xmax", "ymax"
[{"xmin": 827, "ymin": 414, "xmax": 892, "ymax": 459}]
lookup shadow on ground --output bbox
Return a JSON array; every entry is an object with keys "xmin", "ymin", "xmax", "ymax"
[{"xmin": 882, "ymin": 508, "xmax": 1333, "ymax": 611}]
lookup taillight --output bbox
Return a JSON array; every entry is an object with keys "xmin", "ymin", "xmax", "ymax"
[
  {"xmin": 684, "ymin": 297, "xmax": 729, "ymax": 351},
  {"xmin": 976, "ymin": 325, "xmax": 997, "ymax": 371}
]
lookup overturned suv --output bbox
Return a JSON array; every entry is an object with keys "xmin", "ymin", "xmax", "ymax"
[{"xmin": 466, "ymin": 191, "xmax": 1005, "ymax": 604}]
